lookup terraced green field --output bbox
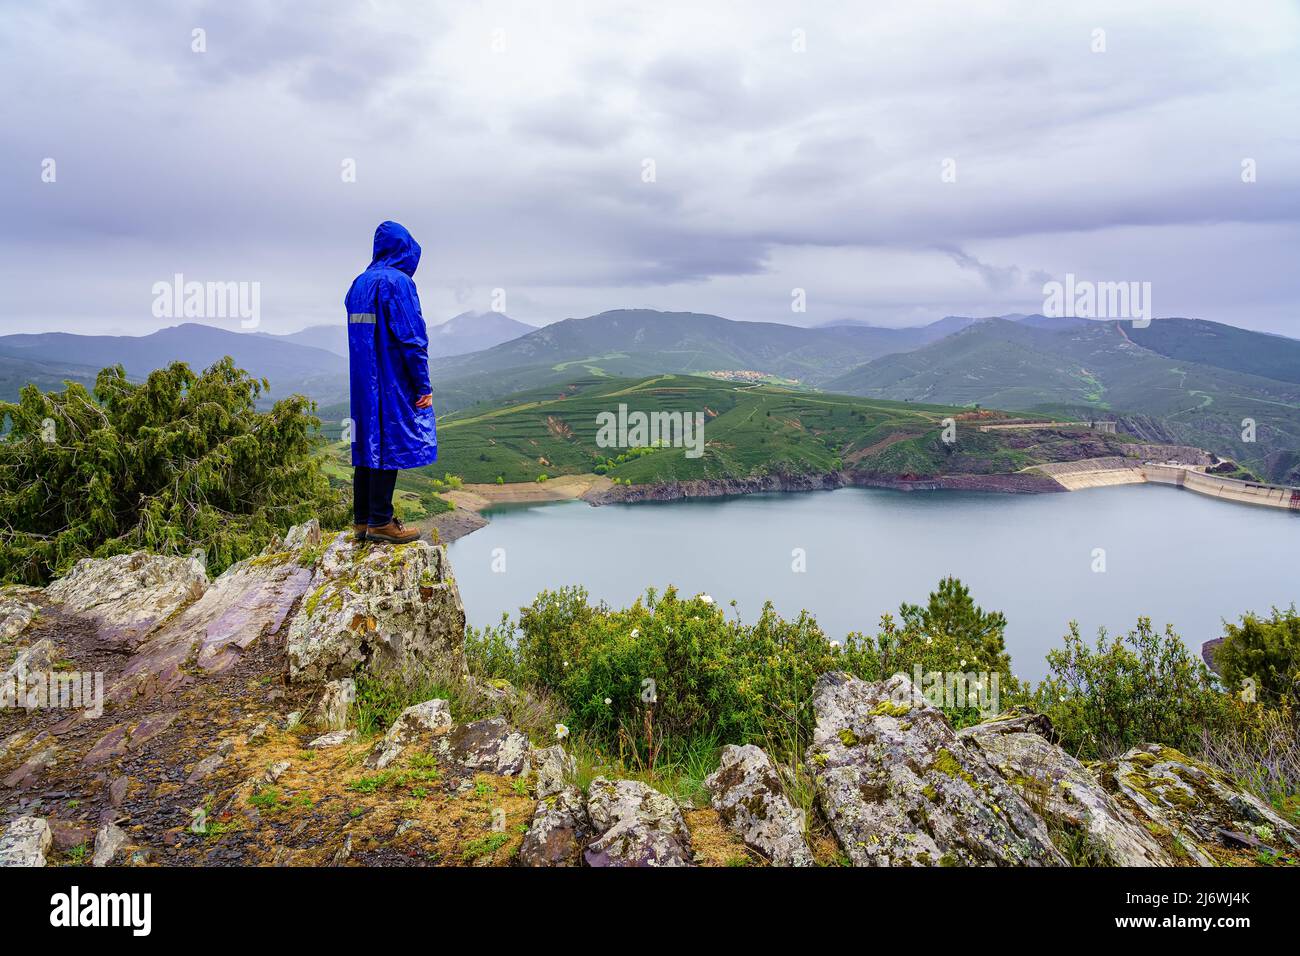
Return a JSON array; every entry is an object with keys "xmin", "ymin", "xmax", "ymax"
[{"xmin": 314, "ymin": 374, "xmax": 1156, "ymax": 491}]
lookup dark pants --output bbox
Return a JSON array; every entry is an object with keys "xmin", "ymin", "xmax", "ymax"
[{"xmin": 353, "ymin": 466, "xmax": 398, "ymax": 526}]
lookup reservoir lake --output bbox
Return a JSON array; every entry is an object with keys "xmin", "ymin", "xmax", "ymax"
[{"xmin": 447, "ymin": 484, "xmax": 1299, "ymax": 681}]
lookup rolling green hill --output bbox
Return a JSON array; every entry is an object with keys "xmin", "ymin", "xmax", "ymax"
[
  {"xmin": 1125, "ymin": 318, "xmax": 1300, "ymax": 386},
  {"xmin": 428, "ymin": 309, "xmax": 937, "ymax": 391},
  {"xmin": 827, "ymin": 319, "xmax": 1300, "ymax": 481},
  {"xmin": 316, "ymin": 374, "xmax": 1159, "ymax": 490},
  {"xmin": 0, "ymin": 354, "xmax": 99, "ymax": 401}
]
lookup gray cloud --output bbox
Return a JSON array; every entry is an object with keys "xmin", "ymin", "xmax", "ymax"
[{"xmin": 0, "ymin": 0, "xmax": 1297, "ymax": 336}]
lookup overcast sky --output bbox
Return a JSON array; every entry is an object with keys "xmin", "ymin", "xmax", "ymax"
[{"xmin": 2, "ymin": 0, "xmax": 1298, "ymax": 336}]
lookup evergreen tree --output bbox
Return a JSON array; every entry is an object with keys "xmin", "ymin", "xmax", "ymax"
[{"xmin": 0, "ymin": 358, "xmax": 348, "ymax": 585}]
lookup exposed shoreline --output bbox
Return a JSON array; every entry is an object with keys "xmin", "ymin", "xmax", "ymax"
[
  {"xmin": 424, "ymin": 470, "xmax": 1063, "ymax": 543},
  {"xmin": 423, "ymin": 457, "xmax": 1297, "ymax": 545}
]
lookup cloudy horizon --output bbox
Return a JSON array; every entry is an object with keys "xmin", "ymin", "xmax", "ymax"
[{"xmin": 2, "ymin": 0, "xmax": 1298, "ymax": 337}]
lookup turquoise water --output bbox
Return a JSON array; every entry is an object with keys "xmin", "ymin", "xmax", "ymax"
[{"xmin": 447, "ymin": 484, "xmax": 1299, "ymax": 680}]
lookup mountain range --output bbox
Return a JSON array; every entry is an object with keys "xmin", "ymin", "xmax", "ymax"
[
  {"xmin": 266, "ymin": 310, "xmax": 535, "ymax": 360},
  {"xmin": 826, "ymin": 318, "xmax": 1300, "ymax": 480},
  {"xmin": 0, "ymin": 324, "xmax": 349, "ymax": 404},
  {"xmin": 3, "ymin": 309, "xmax": 1296, "ymax": 482}
]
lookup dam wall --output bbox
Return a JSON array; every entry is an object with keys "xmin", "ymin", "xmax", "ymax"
[
  {"xmin": 1142, "ymin": 464, "xmax": 1300, "ymax": 511},
  {"xmin": 1037, "ymin": 457, "xmax": 1299, "ymax": 510}
]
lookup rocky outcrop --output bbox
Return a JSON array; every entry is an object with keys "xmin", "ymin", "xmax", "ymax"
[
  {"xmin": 287, "ymin": 537, "xmax": 466, "ymax": 686},
  {"xmin": 0, "ymin": 816, "xmax": 52, "ymax": 867},
  {"xmin": 3, "ymin": 518, "xmax": 1291, "ymax": 870},
  {"xmin": 529, "ymin": 744, "xmax": 576, "ymax": 799},
  {"xmin": 365, "ymin": 698, "xmax": 452, "ymax": 770},
  {"xmin": 958, "ymin": 715, "xmax": 1171, "ymax": 866},
  {"xmin": 519, "ymin": 786, "xmax": 588, "ymax": 867},
  {"xmin": 46, "ymin": 551, "xmax": 208, "ymax": 651},
  {"xmin": 433, "ymin": 716, "xmax": 529, "ymax": 776},
  {"xmin": 806, "ymin": 672, "xmax": 1065, "ymax": 866},
  {"xmin": 1099, "ymin": 744, "xmax": 1300, "ymax": 866},
  {"xmin": 584, "ymin": 777, "xmax": 693, "ymax": 867},
  {"xmin": 706, "ymin": 744, "xmax": 812, "ymax": 866},
  {"xmin": 108, "ymin": 542, "xmax": 315, "ymax": 706},
  {"xmin": 0, "ymin": 591, "xmax": 38, "ymax": 641}
]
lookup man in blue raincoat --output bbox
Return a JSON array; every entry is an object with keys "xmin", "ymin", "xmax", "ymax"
[{"xmin": 345, "ymin": 221, "xmax": 437, "ymax": 544}]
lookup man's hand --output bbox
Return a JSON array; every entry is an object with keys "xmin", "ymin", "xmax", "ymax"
[{"xmin": 415, "ymin": 393, "xmax": 433, "ymax": 409}]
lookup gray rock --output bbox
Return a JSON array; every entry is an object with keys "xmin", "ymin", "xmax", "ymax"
[
  {"xmin": 529, "ymin": 744, "xmax": 576, "ymax": 799},
  {"xmin": 281, "ymin": 519, "xmax": 322, "ymax": 553},
  {"xmin": 706, "ymin": 744, "xmax": 813, "ymax": 866},
  {"xmin": 0, "ymin": 816, "xmax": 52, "ymax": 867},
  {"xmin": 365, "ymin": 698, "xmax": 452, "ymax": 770},
  {"xmin": 0, "ymin": 593, "xmax": 38, "ymax": 641},
  {"xmin": 583, "ymin": 777, "xmax": 693, "ymax": 867},
  {"xmin": 283, "ymin": 711, "xmax": 302, "ymax": 730},
  {"xmin": 519, "ymin": 786, "xmax": 587, "ymax": 867},
  {"xmin": 91, "ymin": 822, "xmax": 129, "ymax": 867},
  {"xmin": 287, "ymin": 538, "xmax": 467, "ymax": 686},
  {"xmin": 1099, "ymin": 744, "xmax": 1300, "ymax": 866},
  {"xmin": 958, "ymin": 717, "xmax": 1171, "ymax": 866},
  {"xmin": 105, "ymin": 548, "xmax": 311, "ymax": 705},
  {"xmin": 316, "ymin": 679, "xmax": 355, "ymax": 731},
  {"xmin": 434, "ymin": 717, "xmax": 529, "ymax": 776},
  {"xmin": 806, "ymin": 672, "xmax": 1066, "ymax": 866},
  {"xmin": 308, "ymin": 730, "xmax": 356, "ymax": 749},
  {"xmin": 47, "ymin": 551, "xmax": 207, "ymax": 650}
]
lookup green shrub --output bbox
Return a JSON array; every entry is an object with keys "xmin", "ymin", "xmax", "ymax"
[
  {"xmin": 1200, "ymin": 700, "xmax": 1300, "ymax": 809},
  {"xmin": 1215, "ymin": 605, "xmax": 1300, "ymax": 705},
  {"xmin": 353, "ymin": 672, "xmax": 454, "ymax": 738},
  {"xmin": 0, "ymin": 359, "xmax": 347, "ymax": 584},
  {"xmin": 1035, "ymin": 618, "xmax": 1231, "ymax": 759},
  {"xmin": 465, "ymin": 614, "xmax": 522, "ymax": 684},
  {"xmin": 493, "ymin": 576, "xmax": 1018, "ymax": 763},
  {"xmin": 419, "ymin": 492, "xmax": 453, "ymax": 517}
]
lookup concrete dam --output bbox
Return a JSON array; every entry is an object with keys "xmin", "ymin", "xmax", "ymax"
[{"xmin": 1040, "ymin": 458, "xmax": 1300, "ymax": 512}]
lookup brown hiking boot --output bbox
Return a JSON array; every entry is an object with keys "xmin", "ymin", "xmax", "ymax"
[
  {"xmin": 353, "ymin": 523, "xmax": 368, "ymax": 543},
  {"xmin": 366, "ymin": 517, "xmax": 421, "ymax": 544}
]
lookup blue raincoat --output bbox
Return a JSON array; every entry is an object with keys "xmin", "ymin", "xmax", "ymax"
[{"xmin": 345, "ymin": 221, "xmax": 438, "ymax": 470}]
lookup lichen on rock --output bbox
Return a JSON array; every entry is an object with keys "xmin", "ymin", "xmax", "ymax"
[
  {"xmin": 1099, "ymin": 743, "xmax": 1300, "ymax": 866},
  {"xmin": 806, "ymin": 672, "xmax": 1065, "ymax": 866},
  {"xmin": 705, "ymin": 744, "xmax": 812, "ymax": 866},
  {"xmin": 286, "ymin": 535, "xmax": 466, "ymax": 687},
  {"xmin": 584, "ymin": 777, "xmax": 693, "ymax": 867},
  {"xmin": 958, "ymin": 715, "xmax": 1171, "ymax": 866}
]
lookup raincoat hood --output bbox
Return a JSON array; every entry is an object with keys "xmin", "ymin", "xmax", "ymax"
[{"xmin": 370, "ymin": 220, "xmax": 421, "ymax": 277}]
